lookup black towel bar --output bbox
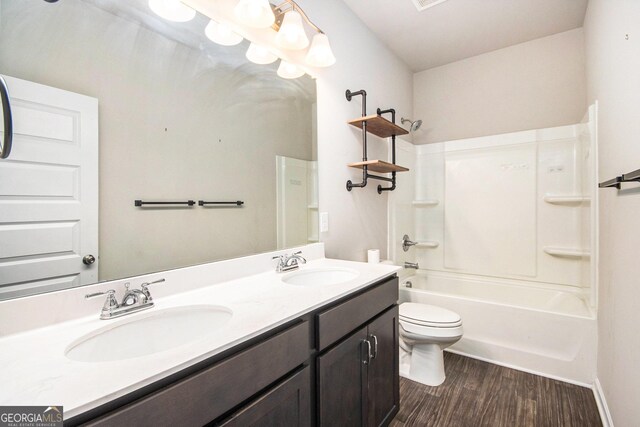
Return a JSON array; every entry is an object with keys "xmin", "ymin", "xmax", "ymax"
[
  {"xmin": 198, "ymin": 201, "xmax": 244, "ymax": 206},
  {"xmin": 134, "ymin": 200, "xmax": 195, "ymax": 206},
  {"xmin": 599, "ymin": 168, "xmax": 640, "ymax": 189}
]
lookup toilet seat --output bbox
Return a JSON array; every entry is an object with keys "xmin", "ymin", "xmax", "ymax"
[{"xmin": 399, "ymin": 303, "xmax": 462, "ymax": 328}]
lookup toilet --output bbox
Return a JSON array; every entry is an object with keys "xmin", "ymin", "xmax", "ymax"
[{"xmin": 399, "ymin": 302, "xmax": 463, "ymax": 387}]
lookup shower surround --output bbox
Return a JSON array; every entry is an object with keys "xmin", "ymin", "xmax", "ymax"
[{"xmin": 389, "ymin": 105, "xmax": 598, "ymax": 384}]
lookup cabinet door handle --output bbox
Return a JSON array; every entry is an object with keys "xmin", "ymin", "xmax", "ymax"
[
  {"xmin": 370, "ymin": 334, "xmax": 378, "ymax": 360},
  {"xmin": 361, "ymin": 339, "xmax": 373, "ymax": 365}
]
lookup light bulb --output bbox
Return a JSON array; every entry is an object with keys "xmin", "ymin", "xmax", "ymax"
[
  {"xmin": 148, "ymin": 0, "xmax": 196, "ymax": 22},
  {"xmin": 246, "ymin": 43, "xmax": 278, "ymax": 65},
  {"xmin": 277, "ymin": 60, "xmax": 305, "ymax": 79},
  {"xmin": 205, "ymin": 20, "xmax": 243, "ymax": 46},
  {"xmin": 275, "ymin": 11, "xmax": 309, "ymax": 50},
  {"xmin": 305, "ymin": 33, "xmax": 336, "ymax": 67},
  {"xmin": 234, "ymin": 0, "xmax": 275, "ymax": 29}
]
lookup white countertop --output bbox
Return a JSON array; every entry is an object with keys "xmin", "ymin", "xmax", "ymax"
[{"xmin": 0, "ymin": 256, "xmax": 400, "ymax": 419}]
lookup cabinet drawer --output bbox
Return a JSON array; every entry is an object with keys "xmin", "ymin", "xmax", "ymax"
[
  {"xmin": 85, "ymin": 321, "xmax": 310, "ymax": 427},
  {"xmin": 316, "ymin": 276, "xmax": 398, "ymax": 351},
  {"xmin": 218, "ymin": 366, "xmax": 310, "ymax": 427}
]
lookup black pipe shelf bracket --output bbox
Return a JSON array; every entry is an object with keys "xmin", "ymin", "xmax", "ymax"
[
  {"xmin": 344, "ymin": 89, "xmax": 410, "ymax": 194},
  {"xmin": 198, "ymin": 200, "xmax": 244, "ymax": 206},
  {"xmin": 134, "ymin": 200, "xmax": 196, "ymax": 207},
  {"xmin": 599, "ymin": 168, "xmax": 640, "ymax": 189}
]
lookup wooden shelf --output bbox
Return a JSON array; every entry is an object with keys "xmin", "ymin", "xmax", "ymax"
[
  {"xmin": 347, "ymin": 115, "xmax": 409, "ymax": 138},
  {"xmin": 348, "ymin": 160, "xmax": 409, "ymax": 173}
]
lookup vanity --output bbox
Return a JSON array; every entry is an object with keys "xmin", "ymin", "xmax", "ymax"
[{"xmin": 0, "ymin": 244, "xmax": 400, "ymax": 426}]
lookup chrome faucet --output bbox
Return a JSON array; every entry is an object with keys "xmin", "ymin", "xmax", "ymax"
[
  {"xmin": 404, "ymin": 262, "xmax": 419, "ymax": 269},
  {"xmin": 121, "ymin": 282, "xmax": 148, "ymax": 307},
  {"xmin": 273, "ymin": 251, "xmax": 307, "ymax": 273},
  {"xmin": 86, "ymin": 278, "xmax": 165, "ymax": 320}
]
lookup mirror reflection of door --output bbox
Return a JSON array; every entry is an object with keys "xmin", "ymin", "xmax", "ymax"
[
  {"xmin": 276, "ymin": 156, "xmax": 318, "ymax": 249},
  {"xmin": 0, "ymin": 75, "xmax": 99, "ymax": 299}
]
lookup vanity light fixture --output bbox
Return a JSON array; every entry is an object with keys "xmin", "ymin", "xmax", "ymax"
[
  {"xmin": 148, "ymin": 0, "xmax": 196, "ymax": 22},
  {"xmin": 246, "ymin": 42, "xmax": 278, "ymax": 64},
  {"xmin": 274, "ymin": 10, "xmax": 309, "ymax": 50},
  {"xmin": 234, "ymin": 0, "xmax": 276, "ymax": 28},
  {"xmin": 306, "ymin": 33, "xmax": 336, "ymax": 67},
  {"xmin": 151, "ymin": 0, "xmax": 336, "ymax": 79},
  {"xmin": 272, "ymin": 1, "xmax": 336, "ymax": 67},
  {"xmin": 277, "ymin": 60, "xmax": 305, "ymax": 79},
  {"xmin": 205, "ymin": 19, "xmax": 243, "ymax": 46}
]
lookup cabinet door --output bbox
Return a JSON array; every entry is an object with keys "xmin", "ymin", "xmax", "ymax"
[
  {"xmin": 218, "ymin": 367, "xmax": 311, "ymax": 427},
  {"xmin": 366, "ymin": 306, "xmax": 399, "ymax": 427},
  {"xmin": 317, "ymin": 326, "xmax": 369, "ymax": 426}
]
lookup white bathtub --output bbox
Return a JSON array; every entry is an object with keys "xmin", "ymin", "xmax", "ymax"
[{"xmin": 399, "ymin": 271, "xmax": 597, "ymax": 385}]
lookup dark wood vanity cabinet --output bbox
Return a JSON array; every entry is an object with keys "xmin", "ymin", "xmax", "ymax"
[
  {"xmin": 365, "ymin": 307, "xmax": 400, "ymax": 427},
  {"xmin": 218, "ymin": 367, "xmax": 311, "ymax": 427},
  {"xmin": 73, "ymin": 275, "xmax": 398, "ymax": 427},
  {"xmin": 317, "ymin": 306, "xmax": 399, "ymax": 427}
]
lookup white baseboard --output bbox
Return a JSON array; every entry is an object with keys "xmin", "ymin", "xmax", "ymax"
[{"xmin": 593, "ymin": 378, "xmax": 614, "ymax": 427}]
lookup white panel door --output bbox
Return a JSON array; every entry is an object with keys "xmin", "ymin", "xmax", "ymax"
[{"xmin": 0, "ymin": 75, "xmax": 98, "ymax": 299}]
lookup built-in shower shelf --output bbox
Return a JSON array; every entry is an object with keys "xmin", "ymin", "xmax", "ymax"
[
  {"xmin": 543, "ymin": 195, "xmax": 591, "ymax": 205},
  {"xmin": 348, "ymin": 160, "xmax": 409, "ymax": 173},
  {"xmin": 347, "ymin": 115, "xmax": 409, "ymax": 138},
  {"xmin": 415, "ymin": 241, "xmax": 439, "ymax": 248},
  {"xmin": 543, "ymin": 247, "xmax": 590, "ymax": 258},
  {"xmin": 308, "ymin": 204, "xmax": 318, "ymax": 209},
  {"xmin": 412, "ymin": 200, "xmax": 439, "ymax": 207}
]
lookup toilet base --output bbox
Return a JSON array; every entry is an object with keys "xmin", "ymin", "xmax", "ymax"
[{"xmin": 399, "ymin": 343, "xmax": 446, "ymax": 387}]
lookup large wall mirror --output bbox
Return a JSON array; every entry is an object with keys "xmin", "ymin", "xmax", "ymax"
[{"xmin": 0, "ymin": 0, "xmax": 318, "ymax": 300}]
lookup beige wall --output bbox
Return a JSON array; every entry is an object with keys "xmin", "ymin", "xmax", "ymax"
[
  {"xmin": 297, "ymin": 0, "xmax": 414, "ymax": 261},
  {"xmin": 0, "ymin": 0, "xmax": 314, "ymax": 281},
  {"xmin": 413, "ymin": 28, "xmax": 587, "ymax": 144},
  {"xmin": 584, "ymin": 1, "xmax": 640, "ymax": 425}
]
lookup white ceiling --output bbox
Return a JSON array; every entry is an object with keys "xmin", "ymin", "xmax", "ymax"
[{"xmin": 342, "ymin": 0, "xmax": 588, "ymax": 72}]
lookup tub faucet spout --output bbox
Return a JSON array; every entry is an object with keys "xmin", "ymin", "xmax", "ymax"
[{"xmin": 404, "ymin": 262, "xmax": 419, "ymax": 269}]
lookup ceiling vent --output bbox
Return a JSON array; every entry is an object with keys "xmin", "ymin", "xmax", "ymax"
[{"xmin": 411, "ymin": 0, "xmax": 450, "ymax": 12}]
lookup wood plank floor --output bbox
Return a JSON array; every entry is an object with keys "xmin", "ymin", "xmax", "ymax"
[{"xmin": 391, "ymin": 352, "xmax": 602, "ymax": 427}]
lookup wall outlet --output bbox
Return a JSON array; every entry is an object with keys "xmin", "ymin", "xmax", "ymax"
[{"xmin": 320, "ymin": 212, "xmax": 329, "ymax": 233}]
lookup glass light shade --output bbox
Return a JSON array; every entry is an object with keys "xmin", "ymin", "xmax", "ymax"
[
  {"xmin": 148, "ymin": 0, "xmax": 196, "ymax": 22},
  {"xmin": 305, "ymin": 33, "xmax": 336, "ymax": 67},
  {"xmin": 205, "ymin": 20, "xmax": 243, "ymax": 46},
  {"xmin": 234, "ymin": 0, "xmax": 275, "ymax": 28},
  {"xmin": 275, "ymin": 11, "xmax": 309, "ymax": 50},
  {"xmin": 277, "ymin": 60, "xmax": 305, "ymax": 79},
  {"xmin": 246, "ymin": 43, "xmax": 278, "ymax": 65}
]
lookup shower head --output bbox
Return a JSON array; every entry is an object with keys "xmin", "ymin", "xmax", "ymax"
[{"xmin": 401, "ymin": 117, "xmax": 423, "ymax": 132}]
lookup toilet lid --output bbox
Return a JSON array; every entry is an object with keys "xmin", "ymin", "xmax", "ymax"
[{"xmin": 399, "ymin": 303, "xmax": 462, "ymax": 327}]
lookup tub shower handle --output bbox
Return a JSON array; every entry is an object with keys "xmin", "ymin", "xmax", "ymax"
[
  {"xmin": 362, "ymin": 339, "xmax": 373, "ymax": 365},
  {"xmin": 370, "ymin": 334, "xmax": 378, "ymax": 360},
  {"xmin": 402, "ymin": 234, "xmax": 418, "ymax": 252}
]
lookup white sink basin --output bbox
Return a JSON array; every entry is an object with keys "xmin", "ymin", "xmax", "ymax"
[
  {"xmin": 66, "ymin": 305, "xmax": 232, "ymax": 363},
  {"xmin": 282, "ymin": 267, "xmax": 359, "ymax": 286}
]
